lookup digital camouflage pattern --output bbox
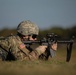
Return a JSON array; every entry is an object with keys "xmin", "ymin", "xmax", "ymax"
[
  {"xmin": 0, "ymin": 35, "xmax": 41, "ymax": 61},
  {"xmin": 17, "ymin": 20, "xmax": 39, "ymax": 35},
  {"xmin": 0, "ymin": 20, "xmax": 46, "ymax": 61}
]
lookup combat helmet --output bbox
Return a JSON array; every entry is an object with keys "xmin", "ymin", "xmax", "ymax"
[{"xmin": 17, "ymin": 20, "xmax": 39, "ymax": 35}]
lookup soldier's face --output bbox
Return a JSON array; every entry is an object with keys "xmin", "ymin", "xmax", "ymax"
[
  {"xmin": 29, "ymin": 34, "xmax": 37, "ymax": 41},
  {"xmin": 22, "ymin": 35, "xmax": 37, "ymax": 41},
  {"xmin": 21, "ymin": 35, "xmax": 28, "ymax": 41},
  {"xmin": 29, "ymin": 36, "xmax": 37, "ymax": 41}
]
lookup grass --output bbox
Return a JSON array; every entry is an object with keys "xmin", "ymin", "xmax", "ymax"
[{"xmin": 0, "ymin": 44, "xmax": 76, "ymax": 75}]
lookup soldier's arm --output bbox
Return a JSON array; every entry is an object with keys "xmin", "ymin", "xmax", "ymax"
[
  {"xmin": 35, "ymin": 43, "xmax": 57, "ymax": 55},
  {"xmin": 0, "ymin": 38, "xmax": 9, "ymax": 51}
]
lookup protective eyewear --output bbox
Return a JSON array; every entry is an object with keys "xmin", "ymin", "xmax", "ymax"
[{"xmin": 32, "ymin": 34, "xmax": 37, "ymax": 39}]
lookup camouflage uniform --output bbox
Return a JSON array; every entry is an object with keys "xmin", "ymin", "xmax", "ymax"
[
  {"xmin": 0, "ymin": 20, "xmax": 56, "ymax": 61},
  {"xmin": 0, "ymin": 35, "xmax": 40, "ymax": 61},
  {"xmin": 0, "ymin": 20, "xmax": 41, "ymax": 61}
]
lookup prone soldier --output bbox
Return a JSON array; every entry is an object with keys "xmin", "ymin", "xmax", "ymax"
[{"xmin": 0, "ymin": 20, "xmax": 57, "ymax": 61}]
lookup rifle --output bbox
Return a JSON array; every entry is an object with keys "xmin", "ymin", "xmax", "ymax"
[{"xmin": 23, "ymin": 33, "xmax": 74, "ymax": 62}]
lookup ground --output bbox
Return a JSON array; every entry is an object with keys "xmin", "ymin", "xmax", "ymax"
[{"xmin": 0, "ymin": 44, "xmax": 76, "ymax": 75}]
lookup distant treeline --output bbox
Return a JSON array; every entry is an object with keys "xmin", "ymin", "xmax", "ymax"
[
  {"xmin": 0, "ymin": 26, "xmax": 76, "ymax": 39},
  {"xmin": 39, "ymin": 26, "xmax": 76, "ymax": 39}
]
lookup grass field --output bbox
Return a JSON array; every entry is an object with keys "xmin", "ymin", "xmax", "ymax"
[{"xmin": 0, "ymin": 44, "xmax": 76, "ymax": 75}]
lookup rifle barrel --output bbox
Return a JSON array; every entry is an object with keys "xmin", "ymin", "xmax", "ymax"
[
  {"xmin": 23, "ymin": 40, "xmax": 74, "ymax": 45},
  {"xmin": 57, "ymin": 40, "xmax": 74, "ymax": 44}
]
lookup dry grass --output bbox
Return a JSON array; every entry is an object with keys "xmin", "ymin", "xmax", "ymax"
[{"xmin": 0, "ymin": 44, "xmax": 76, "ymax": 75}]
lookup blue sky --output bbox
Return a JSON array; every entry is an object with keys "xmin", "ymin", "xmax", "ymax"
[{"xmin": 0, "ymin": 0, "xmax": 76, "ymax": 29}]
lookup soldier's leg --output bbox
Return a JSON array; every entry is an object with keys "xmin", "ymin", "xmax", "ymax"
[{"xmin": 0, "ymin": 49, "xmax": 8, "ymax": 61}]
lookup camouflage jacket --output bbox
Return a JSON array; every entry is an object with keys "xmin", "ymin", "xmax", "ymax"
[{"xmin": 0, "ymin": 35, "xmax": 39, "ymax": 61}]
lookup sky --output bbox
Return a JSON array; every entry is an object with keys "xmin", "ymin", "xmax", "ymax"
[{"xmin": 0, "ymin": 0, "xmax": 76, "ymax": 29}]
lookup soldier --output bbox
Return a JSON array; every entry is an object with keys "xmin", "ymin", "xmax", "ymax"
[{"xmin": 0, "ymin": 20, "xmax": 57, "ymax": 61}]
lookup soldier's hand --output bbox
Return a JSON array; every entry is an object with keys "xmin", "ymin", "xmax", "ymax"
[
  {"xmin": 35, "ymin": 45, "xmax": 47, "ymax": 55},
  {"xmin": 51, "ymin": 43, "xmax": 57, "ymax": 51}
]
